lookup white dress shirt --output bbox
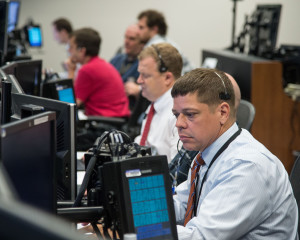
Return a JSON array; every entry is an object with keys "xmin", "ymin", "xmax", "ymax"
[
  {"xmin": 173, "ymin": 123, "xmax": 298, "ymax": 240},
  {"xmin": 135, "ymin": 89, "xmax": 179, "ymax": 163}
]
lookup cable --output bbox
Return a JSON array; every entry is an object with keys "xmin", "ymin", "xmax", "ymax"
[{"xmin": 73, "ymin": 131, "xmax": 111, "ymax": 207}]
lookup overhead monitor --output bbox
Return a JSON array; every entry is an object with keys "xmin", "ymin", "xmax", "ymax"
[
  {"xmin": 248, "ymin": 4, "xmax": 282, "ymax": 57},
  {"xmin": 1, "ymin": 59, "xmax": 42, "ymax": 96},
  {"xmin": 102, "ymin": 156, "xmax": 178, "ymax": 240},
  {"xmin": 11, "ymin": 92, "xmax": 77, "ymax": 201},
  {"xmin": 7, "ymin": 0, "xmax": 20, "ymax": 33},
  {"xmin": 0, "ymin": 111, "xmax": 57, "ymax": 214},
  {"xmin": 26, "ymin": 25, "xmax": 43, "ymax": 47}
]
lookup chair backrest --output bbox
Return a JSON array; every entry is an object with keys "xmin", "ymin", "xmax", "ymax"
[
  {"xmin": 290, "ymin": 154, "xmax": 300, "ymax": 236},
  {"xmin": 236, "ymin": 99, "xmax": 256, "ymax": 131}
]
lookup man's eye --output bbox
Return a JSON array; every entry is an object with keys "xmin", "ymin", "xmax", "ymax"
[
  {"xmin": 186, "ymin": 113, "xmax": 195, "ymax": 118},
  {"xmin": 173, "ymin": 113, "xmax": 179, "ymax": 119}
]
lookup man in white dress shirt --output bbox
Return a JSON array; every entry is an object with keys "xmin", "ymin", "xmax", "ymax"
[
  {"xmin": 171, "ymin": 68, "xmax": 298, "ymax": 239},
  {"xmin": 134, "ymin": 43, "xmax": 182, "ymax": 162}
]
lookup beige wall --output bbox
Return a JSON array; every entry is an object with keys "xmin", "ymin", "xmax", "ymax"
[{"xmin": 18, "ymin": 0, "xmax": 300, "ymax": 74}]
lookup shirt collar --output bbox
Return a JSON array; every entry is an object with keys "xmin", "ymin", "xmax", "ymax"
[
  {"xmin": 201, "ymin": 122, "xmax": 239, "ymax": 166},
  {"xmin": 152, "ymin": 88, "xmax": 172, "ymax": 114}
]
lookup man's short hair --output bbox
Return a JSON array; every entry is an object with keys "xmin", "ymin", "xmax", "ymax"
[
  {"xmin": 138, "ymin": 43, "xmax": 183, "ymax": 79},
  {"xmin": 52, "ymin": 18, "xmax": 73, "ymax": 34},
  {"xmin": 138, "ymin": 9, "xmax": 168, "ymax": 36},
  {"xmin": 70, "ymin": 28, "xmax": 101, "ymax": 57},
  {"xmin": 171, "ymin": 68, "xmax": 236, "ymax": 116}
]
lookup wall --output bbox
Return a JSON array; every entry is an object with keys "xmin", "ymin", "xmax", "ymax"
[{"xmin": 18, "ymin": 0, "xmax": 300, "ymax": 74}]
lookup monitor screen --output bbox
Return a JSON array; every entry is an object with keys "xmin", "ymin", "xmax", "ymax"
[
  {"xmin": 1, "ymin": 59, "xmax": 42, "ymax": 96},
  {"xmin": 7, "ymin": 0, "xmax": 20, "ymax": 33},
  {"xmin": 11, "ymin": 92, "xmax": 77, "ymax": 201},
  {"xmin": 0, "ymin": 0, "xmax": 8, "ymax": 64},
  {"xmin": 58, "ymin": 87, "xmax": 75, "ymax": 103},
  {"xmin": 42, "ymin": 78, "xmax": 76, "ymax": 104},
  {"xmin": 0, "ymin": 111, "xmax": 57, "ymax": 214},
  {"xmin": 102, "ymin": 156, "xmax": 178, "ymax": 240},
  {"xmin": 27, "ymin": 25, "xmax": 42, "ymax": 47},
  {"xmin": 129, "ymin": 174, "xmax": 172, "ymax": 239}
]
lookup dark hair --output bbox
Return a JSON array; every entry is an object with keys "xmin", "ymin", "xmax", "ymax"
[
  {"xmin": 70, "ymin": 28, "xmax": 101, "ymax": 57},
  {"xmin": 138, "ymin": 43, "xmax": 182, "ymax": 79},
  {"xmin": 171, "ymin": 68, "xmax": 236, "ymax": 116},
  {"xmin": 52, "ymin": 18, "xmax": 73, "ymax": 34},
  {"xmin": 138, "ymin": 10, "xmax": 168, "ymax": 36}
]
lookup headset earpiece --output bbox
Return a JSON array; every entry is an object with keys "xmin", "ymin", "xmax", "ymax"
[
  {"xmin": 214, "ymin": 72, "xmax": 231, "ymax": 100},
  {"xmin": 152, "ymin": 45, "xmax": 168, "ymax": 73}
]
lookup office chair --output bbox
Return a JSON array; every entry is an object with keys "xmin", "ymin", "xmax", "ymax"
[
  {"xmin": 76, "ymin": 95, "xmax": 150, "ymax": 151},
  {"xmin": 236, "ymin": 99, "xmax": 256, "ymax": 131},
  {"xmin": 290, "ymin": 154, "xmax": 300, "ymax": 236}
]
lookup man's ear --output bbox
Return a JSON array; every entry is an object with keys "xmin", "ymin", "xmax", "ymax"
[
  {"xmin": 79, "ymin": 47, "xmax": 86, "ymax": 55},
  {"xmin": 164, "ymin": 72, "xmax": 175, "ymax": 87},
  {"xmin": 151, "ymin": 25, "xmax": 159, "ymax": 34},
  {"xmin": 219, "ymin": 102, "xmax": 230, "ymax": 125}
]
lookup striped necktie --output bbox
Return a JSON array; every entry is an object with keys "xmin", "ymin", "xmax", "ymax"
[
  {"xmin": 140, "ymin": 103, "xmax": 155, "ymax": 146},
  {"xmin": 184, "ymin": 153, "xmax": 205, "ymax": 226}
]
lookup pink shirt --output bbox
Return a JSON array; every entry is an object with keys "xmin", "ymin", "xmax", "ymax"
[{"xmin": 74, "ymin": 56, "xmax": 130, "ymax": 117}]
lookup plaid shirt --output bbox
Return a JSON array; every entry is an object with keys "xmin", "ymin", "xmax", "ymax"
[{"xmin": 168, "ymin": 148, "xmax": 198, "ymax": 187}]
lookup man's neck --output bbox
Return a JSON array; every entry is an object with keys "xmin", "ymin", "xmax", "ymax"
[{"xmin": 82, "ymin": 55, "xmax": 93, "ymax": 65}]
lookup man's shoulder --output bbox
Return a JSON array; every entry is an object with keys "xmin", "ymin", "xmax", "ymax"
[{"xmin": 110, "ymin": 53, "xmax": 126, "ymax": 64}]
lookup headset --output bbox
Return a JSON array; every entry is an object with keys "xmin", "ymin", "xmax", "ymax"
[
  {"xmin": 214, "ymin": 72, "xmax": 231, "ymax": 100},
  {"xmin": 152, "ymin": 45, "xmax": 168, "ymax": 73}
]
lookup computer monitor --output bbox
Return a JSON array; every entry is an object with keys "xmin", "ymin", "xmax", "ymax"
[
  {"xmin": 0, "ymin": 80, "xmax": 12, "ymax": 124},
  {"xmin": 7, "ymin": 0, "xmax": 20, "ymax": 33},
  {"xmin": 0, "ymin": 197, "xmax": 85, "ymax": 240},
  {"xmin": 0, "ymin": 0, "xmax": 9, "ymax": 65},
  {"xmin": 42, "ymin": 78, "xmax": 76, "ymax": 104},
  {"xmin": 11, "ymin": 92, "xmax": 77, "ymax": 201},
  {"xmin": 26, "ymin": 25, "xmax": 43, "ymax": 47},
  {"xmin": 1, "ymin": 59, "xmax": 42, "ymax": 96},
  {"xmin": 0, "ymin": 111, "xmax": 57, "ymax": 213},
  {"xmin": 248, "ymin": 4, "xmax": 282, "ymax": 57},
  {"xmin": 102, "ymin": 156, "xmax": 178, "ymax": 240},
  {"xmin": 0, "ymin": 69, "xmax": 23, "ymax": 124}
]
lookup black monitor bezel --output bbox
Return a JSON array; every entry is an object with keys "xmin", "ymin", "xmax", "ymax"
[
  {"xmin": 102, "ymin": 156, "xmax": 178, "ymax": 240},
  {"xmin": 1, "ymin": 59, "xmax": 42, "ymax": 96},
  {"xmin": 11, "ymin": 92, "xmax": 77, "ymax": 201},
  {"xmin": 25, "ymin": 24, "xmax": 43, "ymax": 48},
  {"xmin": 42, "ymin": 78, "xmax": 76, "ymax": 104},
  {"xmin": 0, "ymin": 111, "xmax": 57, "ymax": 213},
  {"xmin": 0, "ymin": 0, "xmax": 9, "ymax": 65}
]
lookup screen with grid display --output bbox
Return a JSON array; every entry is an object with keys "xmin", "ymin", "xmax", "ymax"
[{"xmin": 128, "ymin": 174, "xmax": 172, "ymax": 240}]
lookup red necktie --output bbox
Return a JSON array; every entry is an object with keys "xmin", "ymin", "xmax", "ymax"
[
  {"xmin": 140, "ymin": 103, "xmax": 155, "ymax": 146},
  {"xmin": 184, "ymin": 153, "xmax": 205, "ymax": 226}
]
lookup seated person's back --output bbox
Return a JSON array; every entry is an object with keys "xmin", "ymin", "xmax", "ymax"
[
  {"xmin": 75, "ymin": 56, "xmax": 130, "ymax": 117},
  {"xmin": 69, "ymin": 27, "xmax": 130, "ymax": 117}
]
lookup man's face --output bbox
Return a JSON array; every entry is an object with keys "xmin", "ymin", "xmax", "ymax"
[
  {"xmin": 52, "ymin": 26, "xmax": 62, "ymax": 43},
  {"xmin": 172, "ymin": 93, "xmax": 222, "ymax": 152},
  {"xmin": 124, "ymin": 27, "xmax": 143, "ymax": 57},
  {"xmin": 68, "ymin": 37, "xmax": 84, "ymax": 64},
  {"xmin": 52, "ymin": 26, "xmax": 68, "ymax": 44},
  {"xmin": 137, "ymin": 56, "xmax": 166, "ymax": 102},
  {"xmin": 137, "ymin": 17, "xmax": 153, "ymax": 44}
]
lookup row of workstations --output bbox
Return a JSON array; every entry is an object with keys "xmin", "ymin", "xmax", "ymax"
[{"xmin": 0, "ymin": 60, "xmax": 179, "ymax": 240}]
